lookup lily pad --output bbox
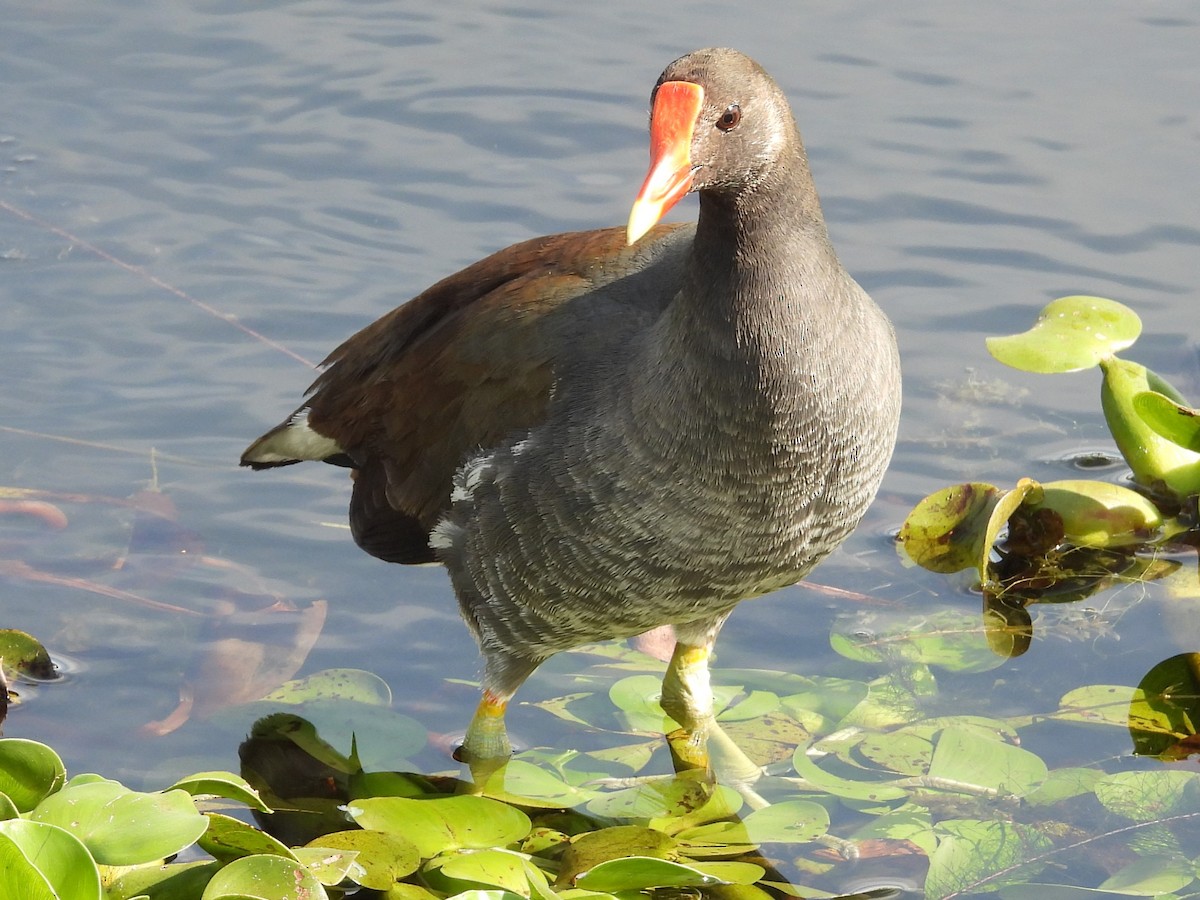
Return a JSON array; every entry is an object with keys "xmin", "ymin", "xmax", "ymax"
[
  {"xmin": 986, "ymin": 295, "xmax": 1141, "ymax": 373},
  {"xmin": 927, "ymin": 725, "xmax": 1048, "ymax": 798},
  {"xmin": 1128, "ymin": 652, "xmax": 1200, "ymax": 758}
]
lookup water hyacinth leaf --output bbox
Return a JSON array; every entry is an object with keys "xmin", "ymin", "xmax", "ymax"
[
  {"xmin": 423, "ymin": 848, "xmax": 530, "ymax": 896},
  {"xmin": 674, "ymin": 820, "xmax": 757, "ymax": 856},
  {"xmin": 1098, "ymin": 853, "xmax": 1195, "ymax": 894},
  {"xmin": 1023, "ymin": 767, "xmax": 1104, "ymax": 807},
  {"xmin": 648, "ymin": 784, "xmax": 744, "ymax": 836},
  {"xmin": 898, "ymin": 482, "xmax": 1002, "ymax": 574},
  {"xmin": 717, "ymin": 690, "xmax": 780, "ymax": 722},
  {"xmin": 1019, "ymin": 480, "xmax": 1162, "ymax": 548},
  {"xmin": 0, "ymin": 818, "xmax": 100, "ymax": 900},
  {"xmin": 0, "ymin": 738, "xmax": 65, "ymax": 812},
  {"xmin": 29, "ymin": 779, "xmax": 207, "ymax": 865},
  {"xmin": 686, "ymin": 861, "xmax": 765, "ymax": 885},
  {"xmin": 200, "ymin": 852, "xmax": 329, "ymax": 900},
  {"xmin": 574, "ymin": 857, "xmax": 721, "ymax": 891},
  {"xmin": 985, "ymin": 295, "xmax": 1141, "ymax": 373},
  {"xmin": 1093, "ymin": 770, "xmax": 1200, "ymax": 821},
  {"xmin": 0, "ymin": 629, "xmax": 55, "ymax": 679},
  {"xmin": 349, "ymin": 795, "xmax": 531, "ymax": 858},
  {"xmin": 167, "ymin": 771, "xmax": 271, "ymax": 812},
  {"xmin": 105, "ymin": 859, "xmax": 220, "ymax": 899},
  {"xmin": 198, "ymin": 812, "xmax": 296, "ymax": 864},
  {"xmin": 740, "ymin": 800, "xmax": 829, "ymax": 844},
  {"xmin": 0, "ymin": 793, "xmax": 18, "ymax": 820},
  {"xmin": 1127, "ymin": 653, "xmax": 1200, "ymax": 758},
  {"xmin": 926, "ymin": 819, "xmax": 1053, "ymax": 899},
  {"xmin": 927, "ymin": 726, "xmax": 1047, "ymax": 797},
  {"xmin": 1100, "ymin": 357, "xmax": 1200, "ymax": 499},
  {"xmin": 558, "ymin": 825, "xmax": 678, "ymax": 886},
  {"xmin": 292, "ymin": 845, "xmax": 360, "ymax": 887},
  {"xmin": 1135, "ymin": 390, "xmax": 1200, "ymax": 452}
]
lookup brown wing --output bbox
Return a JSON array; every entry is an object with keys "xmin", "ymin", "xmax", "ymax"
[{"xmin": 245, "ymin": 222, "xmax": 690, "ymax": 564}]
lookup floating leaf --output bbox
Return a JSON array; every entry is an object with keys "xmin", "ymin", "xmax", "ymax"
[
  {"xmin": 927, "ymin": 725, "xmax": 1047, "ymax": 798},
  {"xmin": 1135, "ymin": 390, "xmax": 1200, "ymax": 452},
  {"xmin": 1098, "ymin": 853, "xmax": 1195, "ymax": 894},
  {"xmin": 1100, "ymin": 357, "xmax": 1200, "ymax": 499},
  {"xmin": 1093, "ymin": 770, "xmax": 1200, "ymax": 821},
  {"xmin": 423, "ymin": 847, "xmax": 531, "ymax": 896},
  {"xmin": 1054, "ymin": 685, "xmax": 1136, "ymax": 727},
  {"xmin": 29, "ymin": 777, "xmax": 207, "ymax": 866},
  {"xmin": 986, "ymin": 295, "xmax": 1141, "ymax": 373},
  {"xmin": 0, "ymin": 629, "xmax": 55, "ymax": 680},
  {"xmin": 740, "ymin": 800, "xmax": 829, "ymax": 844},
  {"xmin": 0, "ymin": 818, "xmax": 100, "ymax": 900},
  {"xmin": 558, "ymin": 825, "xmax": 678, "ymax": 886},
  {"xmin": 926, "ymin": 819, "xmax": 1053, "ymax": 899},
  {"xmin": 0, "ymin": 738, "xmax": 65, "ymax": 812},
  {"xmin": 349, "ymin": 795, "xmax": 531, "ymax": 858},
  {"xmin": 197, "ymin": 812, "xmax": 296, "ymax": 864},
  {"xmin": 791, "ymin": 742, "xmax": 909, "ymax": 802},
  {"xmin": 1017, "ymin": 480, "xmax": 1161, "ymax": 548},
  {"xmin": 200, "ymin": 852, "xmax": 328, "ymax": 899},
  {"xmin": 262, "ymin": 667, "xmax": 392, "ymax": 706},
  {"xmin": 575, "ymin": 856, "xmax": 720, "ymax": 891},
  {"xmin": 1128, "ymin": 652, "xmax": 1200, "ymax": 758},
  {"xmin": 898, "ymin": 482, "xmax": 1002, "ymax": 574},
  {"xmin": 167, "ymin": 770, "xmax": 271, "ymax": 813},
  {"xmin": 831, "ymin": 609, "xmax": 1003, "ymax": 674}
]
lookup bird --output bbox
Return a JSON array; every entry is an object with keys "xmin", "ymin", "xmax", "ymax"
[{"xmin": 241, "ymin": 47, "xmax": 902, "ymax": 769}]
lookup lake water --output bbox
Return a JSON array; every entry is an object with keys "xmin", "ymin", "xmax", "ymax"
[{"xmin": 3, "ymin": 0, "xmax": 1199, "ymax": 894}]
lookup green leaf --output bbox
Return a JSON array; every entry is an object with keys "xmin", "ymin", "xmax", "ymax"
[
  {"xmin": 105, "ymin": 859, "xmax": 220, "ymax": 900},
  {"xmin": 1093, "ymin": 770, "xmax": 1200, "ymax": 821},
  {"xmin": 199, "ymin": 853, "xmax": 329, "ymax": 900},
  {"xmin": 575, "ymin": 857, "xmax": 721, "ymax": 891},
  {"xmin": 1128, "ymin": 652, "xmax": 1200, "ymax": 758},
  {"xmin": 349, "ymin": 795, "xmax": 531, "ymax": 858},
  {"xmin": 306, "ymin": 829, "xmax": 420, "ymax": 890},
  {"xmin": 262, "ymin": 668, "xmax": 392, "ymax": 705},
  {"xmin": 585, "ymin": 773, "xmax": 712, "ymax": 820},
  {"xmin": 0, "ymin": 629, "xmax": 55, "ymax": 679},
  {"xmin": 1100, "ymin": 357, "xmax": 1200, "ymax": 500},
  {"xmin": 927, "ymin": 725, "xmax": 1048, "ymax": 797},
  {"xmin": 167, "ymin": 771, "xmax": 272, "ymax": 813},
  {"xmin": 1135, "ymin": 390, "xmax": 1200, "ymax": 452},
  {"xmin": 197, "ymin": 812, "xmax": 296, "ymax": 864},
  {"xmin": 423, "ymin": 848, "xmax": 531, "ymax": 896},
  {"xmin": 926, "ymin": 819, "xmax": 1053, "ymax": 899},
  {"xmin": 740, "ymin": 800, "xmax": 829, "ymax": 844},
  {"xmin": 0, "ymin": 738, "xmax": 66, "ymax": 812},
  {"xmin": 608, "ymin": 675, "xmax": 672, "ymax": 733},
  {"xmin": 986, "ymin": 295, "xmax": 1141, "ymax": 373},
  {"xmin": 1054, "ymin": 684, "xmax": 1136, "ymax": 727},
  {"xmin": 791, "ymin": 741, "xmax": 909, "ymax": 802},
  {"xmin": 898, "ymin": 482, "xmax": 1002, "ymax": 574},
  {"xmin": 831, "ymin": 609, "xmax": 1003, "ymax": 674},
  {"xmin": 1020, "ymin": 480, "xmax": 1162, "ymax": 548},
  {"xmin": 29, "ymin": 779, "xmax": 207, "ymax": 866},
  {"xmin": 1098, "ymin": 853, "xmax": 1195, "ymax": 894},
  {"xmin": 0, "ymin": 818, "xmax": 100, "ymax": 900}
]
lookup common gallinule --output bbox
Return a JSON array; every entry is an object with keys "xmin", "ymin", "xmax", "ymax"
[{"xmin": 242, "ymin": 48, "xmax": 902, "ymax": 765}]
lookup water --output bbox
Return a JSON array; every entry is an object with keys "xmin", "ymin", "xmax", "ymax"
[{"xmin": 3, "ymin": 0, "xmax": 1200, "ymax": 890}]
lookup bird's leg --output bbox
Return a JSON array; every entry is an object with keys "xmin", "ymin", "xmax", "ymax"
[
  {"xmin": 461, "ymin": 688, "xmax": 513, "ymax": 762},
  {"xmin": 661, "ymin": 624, "xmax": 767, "ymax": 801}
]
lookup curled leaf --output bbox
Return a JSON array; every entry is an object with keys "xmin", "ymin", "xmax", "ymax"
[
  {"xmin": 1016, "ymin": 479, "xmax": 1162, "ymax": 549},
  {"xmin": 1134, "ymin": 390, "xmax": 1200, "ymax": 453}
]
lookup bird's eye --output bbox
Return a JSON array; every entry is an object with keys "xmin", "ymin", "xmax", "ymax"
[{"xmin": 716, "ymin": 104, "xmax": 741, "ymax": 132}]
